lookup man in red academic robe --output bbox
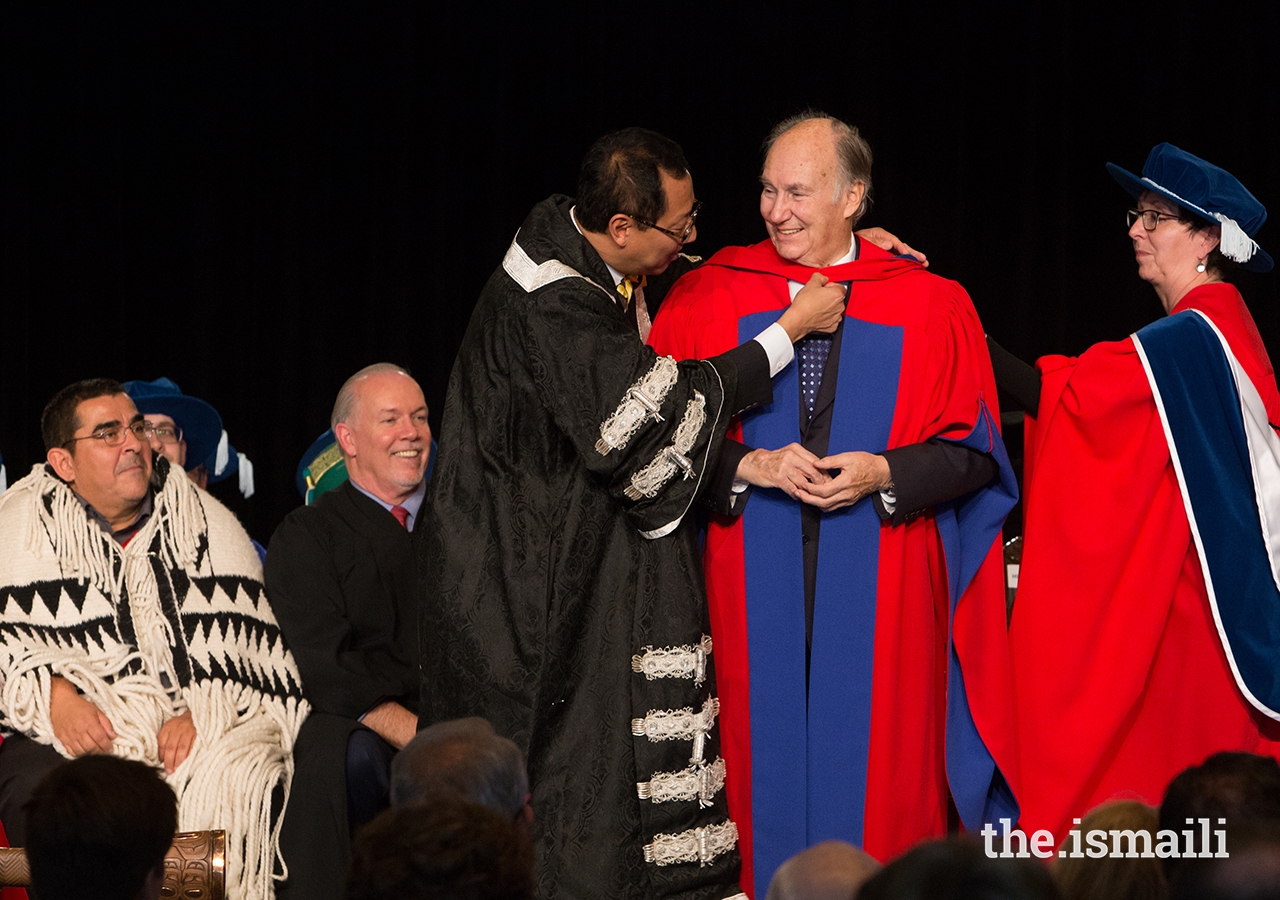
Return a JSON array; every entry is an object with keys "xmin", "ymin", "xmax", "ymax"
[{"xmin": 648, "ymin": 112, "xmax": 1018, "ymax": 898}]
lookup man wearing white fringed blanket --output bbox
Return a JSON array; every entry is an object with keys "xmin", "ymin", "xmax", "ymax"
[{"xmin": 0, "ymin": 378, "xmax": 308, "ymax": 900}]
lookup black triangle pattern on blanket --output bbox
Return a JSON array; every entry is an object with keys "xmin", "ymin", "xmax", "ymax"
[
  {"xmin": 0, "ymin": 580, "xmax": 93, "ymax": 618},
  {"xmin": 180, "ymin": 612, "xmax": 304, "ymax": 701},
  {"xmin": 177, "ymin": 572, "xmax": 302, "ymax": 702},
  {"xmin": 188, "ymin": 575, "xmax": 264, "ymax": 613},
  {"xmin": 0, "ymin": 620, "xmax": 142, "ymax": 668},
  {"xmin": 1, "ymin": 579, "xmax": 300, "ymax": 696}
]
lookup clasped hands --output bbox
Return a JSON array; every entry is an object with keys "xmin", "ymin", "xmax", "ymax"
[
  {"xmin": 736, "ymin": 444, "xmax": 892, "ymax": 511},
  {"xmin": 49, "ymin": 675, "xmax": 196, "ymax": 773}
]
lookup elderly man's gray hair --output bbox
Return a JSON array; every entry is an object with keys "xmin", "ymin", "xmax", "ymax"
[
  {"xmin": 329, "ymin": 362, "xmax": 414, "ymax": 430},
  {"xmin": 390, "ymin": 717, "xmax": 529, "ymax": 818},
  {"xmin": 764, "ymin": 110, "xmax": 874, "ymax": 225}
]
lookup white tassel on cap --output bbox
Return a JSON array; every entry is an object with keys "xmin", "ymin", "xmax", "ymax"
[
  {"xmin": 0, "ymin": 463, "xmax": 7, "ymax": 493},
  {"xmin": 1213, "ymin": 213, "xmax": 1259, "ymax": 264},
  {"xmin": 214, "ymin": 430, "xmax": 230, "ymax": 477},
  {"xmin": 238, "ymin": 453, "xmax": 255, "ymax": 499}
]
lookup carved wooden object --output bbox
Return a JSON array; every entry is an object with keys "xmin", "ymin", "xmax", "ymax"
[
  {"xmin": 160, "ymin": 830, "xmax": 226, "ymax": 900},
  {"xmin": 0, "ymin": 828, "xmax": 224, "ymax": 900}
]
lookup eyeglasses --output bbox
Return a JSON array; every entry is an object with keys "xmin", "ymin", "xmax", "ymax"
[
  {"xmin": 147, "ymin": 422, "xmax": 184, "ymax": 445},
  {"xmin": 630, "ymin": 199, "xmax": 702, "ymax": 243},
  {"xmin": 1127, "ymin": 208, "xmax": 1186, "ymax": 232},
  {"xmin": 63, "ymin": 420, "xmax": 155, "ymax": 449}
]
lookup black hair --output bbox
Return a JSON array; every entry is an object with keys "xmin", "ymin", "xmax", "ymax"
[
  {"xmin": 25, "ymin": 755, "xmax": 178, "ymax": 900},
  {"xmin": 346, "ymin": 799, "xmax": 534, "ymax": 900},
  {"xmin": 1169, "ymin": 822, "xmax": 1280, "ymax": 900},
  {"xmin": 1159, "ymin": 751, "xmax": 1280, "ymax": 879},
  {"xmin": 859, "ymin": 837, "xmax": 1061, "ymax": 900},
  {"xmin": 41, "ymin": 377, "xmax": 127, "ymax": 451},
  {"xmin": 575, "ymin": 127, "xmax": 689, "ymax": 233},
  {"xmin": 390, "ymin": 717, "xmax": 528, "ymax": 817}
]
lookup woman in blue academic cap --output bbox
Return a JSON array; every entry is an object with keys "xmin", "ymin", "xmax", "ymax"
[{"xmin": 988, "ymin": 144, "xmax": 1280, "ymax": 845}]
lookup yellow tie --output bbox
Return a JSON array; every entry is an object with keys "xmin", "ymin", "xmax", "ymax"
[{"xmin": 616, "ymin": 274, "xmax": 646, "ymax": 308}]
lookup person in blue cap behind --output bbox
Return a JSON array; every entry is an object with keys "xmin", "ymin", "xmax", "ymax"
[
  {"xmin": 122, "ymin": 378, "xmax": 223, "ymax": 490},
  {"xmin": 124, "ymin": 377, "xmax": 261, "ymax": 559},
  {"xmin": 200, "ymin": 428, "xmax": 255, "ymax": 500},
  {"xmin": 985, "ymin": 143, "xmax": 1280, "ymax": 848}
]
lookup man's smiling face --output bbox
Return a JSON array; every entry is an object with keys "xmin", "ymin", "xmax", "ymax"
[
  {"xmin": 760, "ymin": 118, "xmax": 864, "ymax": 268},
  {"xmin": 335, "ymin": 371, "xmax": 430, "ymax": 505}
]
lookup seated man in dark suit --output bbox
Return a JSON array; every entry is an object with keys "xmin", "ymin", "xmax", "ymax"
[{"xmin": 266, "ymin": 362, "xmax": 429, "ymax": 899}]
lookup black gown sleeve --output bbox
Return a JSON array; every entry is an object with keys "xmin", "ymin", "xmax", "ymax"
[
  {"xmin": 523, "ymin": 281, "xmax": 772, "ymax": 537},
  {"xmin": 682, "ymin": 341, "xmax": 772, "ymax": 518},
  {"xmin": 700, "ymin": 437, "xmax": 754, "ymax": 516}
]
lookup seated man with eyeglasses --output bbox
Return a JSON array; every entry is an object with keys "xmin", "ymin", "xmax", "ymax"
[{"xmin": 0, "ymin": 378, "xmax": 307, "ymax": 900}]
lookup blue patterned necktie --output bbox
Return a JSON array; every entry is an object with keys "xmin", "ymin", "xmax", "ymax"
[{"xmin": 797, "ymin": 332, "xmax": 833, "ymax": 419}]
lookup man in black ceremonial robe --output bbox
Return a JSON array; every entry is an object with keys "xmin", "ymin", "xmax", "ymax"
[
  {"xmin": 267, "ymin": 363, "xmax": 428, "ymax": 899},
  {"xmin": 418, "ymin": 128, "xmax": 848, "ymax": 900}
]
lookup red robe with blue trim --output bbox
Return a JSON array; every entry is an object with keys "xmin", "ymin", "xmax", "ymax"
[
  {"xmin": 649, "ymin": 238, "xmax": 1018, "ymax": 897},
  {"xmin": 1010, "ymin": 282, "xmax": 1280, "ymax": 843}
]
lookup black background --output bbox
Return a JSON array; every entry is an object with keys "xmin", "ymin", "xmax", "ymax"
[{"xmin": 3, "ymin": 2, "xmax": 1278, "ymax": 541}]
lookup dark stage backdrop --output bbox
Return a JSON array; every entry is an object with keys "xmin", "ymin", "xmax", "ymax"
[{"xmin": 3, "ymin": 3, "xmax": 1278, "ymax": 541}]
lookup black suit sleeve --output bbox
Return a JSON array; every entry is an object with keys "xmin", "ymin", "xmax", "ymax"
[
  {"xmin": 875, "ymin": 439, "xmax": 999, "ymax": 525},
  {"xmin": 694, "ymin": 342, "xmax": 771, "ymax": 517},
  {"xmin": 986, "ymin": 335, "xmax": 1041, "ymax": 417}
]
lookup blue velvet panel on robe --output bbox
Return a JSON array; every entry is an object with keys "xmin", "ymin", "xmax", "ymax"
[
  {"xmin": 940, "ymin": 397, "xmax": 1020, "ymax": 830},
  {"xmin": 737, "ymin": 310, "xmax": 901, "ymax": 897},
  {"xmin": 735, "ymin": 310, "xmax": 1019, "ymax": 896},
  {"xmin": 1135, "ymin": 311, "xmax": 1280, "ymax": 717}
]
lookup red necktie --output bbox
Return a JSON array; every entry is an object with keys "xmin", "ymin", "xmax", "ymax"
[{"xmin": 390, "ymin": 505, "xmax": 410, "ymax": 529}]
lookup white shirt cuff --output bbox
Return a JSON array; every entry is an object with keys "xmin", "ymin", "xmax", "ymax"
[
  {"xmin": 879, "ymin": 488, "xmax": 897, "ymax": 514},
  {"xmin": 753, "ymin": 323, "xmax": 795, "ymax": 378}
]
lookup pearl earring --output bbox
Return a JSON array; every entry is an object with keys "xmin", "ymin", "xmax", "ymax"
[{"xmin": 1196, "ymin": 261, "xmax": 1206, "ymax": 273}]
